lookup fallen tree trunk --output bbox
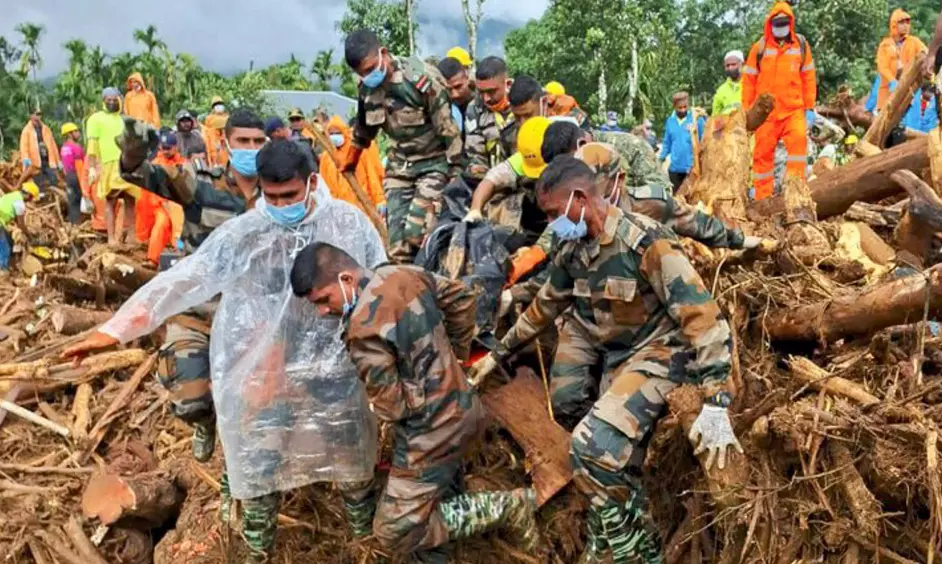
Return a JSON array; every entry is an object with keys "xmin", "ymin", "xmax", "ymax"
[
  {"xmin": 101, "ymin": 253, "xmax": 156, "ymax": 293},
  {"xmin": 82, "ymin": 471, "xmax": 183, "ymax": 527},
  {"xmin": 891, "ymin": 170, "xmax": 942, "ymax": 267},
  {"xmin": 786, "ymin": 356, "xmax": 880, "ymax": 406},
  {"xmin": 816, "ymin": 103, "xmax": 873, "ymax": 130},
  {"xmin": 51, "ymin": 305, "xmax": 112, "ymax": 335},
  {"xmin": 764, "ymin": 264, "xmax": 942, "ymax": 343},
  {"xmin": 863, "ymin": 52, "xmax": 927, "ymax": 149},
  {"xmin": 750, "ymin": 136, "xmax": 929, "ymax": 220}
]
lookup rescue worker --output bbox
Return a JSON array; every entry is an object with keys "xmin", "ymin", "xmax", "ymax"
[
  {"xmin": 468, "ymin": 155, "xmax": 743, "ymax": 564},
  {"xmin": 464, "ymin": 56, "xmax": 514, "ymax": 182},
  {"xmin": 598, "ymin": 111, "xmax": 622, "ymax": 132},
  {"xmin": 0, "ymin": 182, "xmax": 39, "ymax": 273},
  {"xmin": 464, "ymin": 116, "xmax": 552, "ymax": 251},
  {"xmin": 659, "ymin": 91, "xmax": 705, "ymax": 190},
  {"xmin": 543, "ymin": 80, "xmax": 589, "ymax": 128},
  {"xmin": 743, "ymin": 2, "xmax": 817, "ymax": 200},
  {"xmin": 19, "ymin": 108, "xmax": 60, "ymax": 194},
  {"xmin": 59, "ymin": 122, "xmax": 87, "ymax": 224},
  {"xmin": 290, "ymin": 242, "xmax": 539, "ymax": 562},
  {"xmin": 287, "ymin": 108, "xmax": 316, "ymax": 143},
  {"xmin": 175, "ymin": 110, "xmax": 207, "ymax": 160},
  {"xmin": 320, "ymin": 115, "xmax": 386, "ymax": 217},
  {"xmin": 265, "ymin": 117, "xmax": 292, "ymax": 140},
  {"xmin": 876, "ymin": 9, "xmax": 927, "ymax": 112},
  {"xmin": 712, "ymin": 50, "xmax": 744, "ymax": 116},
  {"xmin": 903, "ymin": 84, "xmax": 939, "ymax": 133},
  {"xmin": 343, "ymin": 28, "xmax": 462, "ymax": 263},
  {"xmin": 445, "ymin": 46, "xmax": 472, "ymax": 69},
  {"xmin": 437, "ymin": 56, "xmax": 474, "ymax": 133},
  {"xmin": 63, "ymin": 138, "xmax": 386, "ymax": 564},
  {"xmin": 203, "ymin": 96, "xmax": 230, "ymax": 167},
  {"xmin": 87, "ymin": 87, "xmax": 140, "ymax": 245},
  {"xmin": 136, "ymin": 131, "xmax": 185, "ymax": 265},
  {"xmin": 496, "ymin": 75, "xmax": 545, "ymax": 166},
  {"xmin": 124, "ymin": 72, "xmax": 161, "ymax": 128}
]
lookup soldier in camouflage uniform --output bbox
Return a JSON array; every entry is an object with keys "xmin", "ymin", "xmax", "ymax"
[
  {"xmin": 117, "ymin": 111, "xmax": 264, "ymax": 463},
  {"xmin": 496, "ymin": 75, "xmax": 546, "ymax": 168},
  {"xmin": 592, "ymin": 129, "xmax": 671, "ymax": 191},
  {"xmin": 343, "ymin": 29, "xmax": 463, "ymax": 263},
  {"xmin": 290, "ymin": 242, "xmax": 539, "ymax": 563},
  {"xmin": 470, "ymin": 156, "xmax": 744, "ymax": 563},
  {"xmin": 463, "ymin": 56, "xmax": 515, "ymax": 183}
]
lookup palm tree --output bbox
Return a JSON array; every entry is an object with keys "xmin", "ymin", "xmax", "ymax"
[
  {"xmin": 15, "ymin": 23, "xmax": 43, "ymax": 111},
  {"xmin": 311, "ymin": 49, "xmax": 335, "ymax": 90},
  {"xmin": 133, "ymin": 25, "xmax": 166, "ymax": 56}
]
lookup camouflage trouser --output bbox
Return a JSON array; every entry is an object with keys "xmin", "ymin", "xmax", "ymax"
[
  {"xmin": 550, "ymin": 319, "xmax": 602, "ymax": 429},
  {"xmin": 384, "ymin": 171, "xmax": 448, "ymax": 264},
  {"xmin": 156, "ymin": 321, "xmax": 213, "ymax": 424},
  {"xmin": 570, "ymin": 336, "xmax": 689, "ymax": 558}
]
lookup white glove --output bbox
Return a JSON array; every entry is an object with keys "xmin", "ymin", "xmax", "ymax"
[
  {"xmin": 80, "ymin": 197, "xmax": 94, "ymax": 214},
  {"xmin": 467, "ymin": 353, "xmax": 499, "ymax": 388},
  {"xmin": 498, "ymin": 289, "xmax": 514, "ymax": 318},
  {"xmin": 688, "ymin": 404, "xmax": 743, "ymax": 470},
  {"xmin": 742, "ymin": 236, "xmax": 778, "ymax": 253},
  {"xmin": 463, "ymin": 209, "xmax": 484, "ymax": 224}
]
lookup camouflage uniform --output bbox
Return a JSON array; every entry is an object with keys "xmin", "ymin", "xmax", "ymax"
[
  {"xmin": 464, "ymin": 97, "xmax": 514, "ymax": 181},
  {"xmin": 480, "ymin": 153, "xmax": 548, "ymax": 251},
  {"xmin": 352, "ymin": 56, "xmax": 463, "ymax": 263},
  {"xmin": 497, "ymin": 206, "xmax": 732, "ymax": 561},
  {"xmin": 344, "ymin": 265, "xmax": 537, "ymax": 561},
  {"xmin": 592, "ymin": 131, "xmax": 671, "ymax": 191}
]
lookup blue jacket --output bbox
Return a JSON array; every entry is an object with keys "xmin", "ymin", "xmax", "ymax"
[
  {"xmin": 659, "ymin": 112, "xmax": 705, "ymax": 174},
  {"xmin": 903, "ymin": 89, "xmax": 939, "ymax": 133},
  {"xmin": 865, "ymin": 75, "xmax": 880, "ymax": 113}
]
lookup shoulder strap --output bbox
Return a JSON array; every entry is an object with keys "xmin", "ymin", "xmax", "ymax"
[{"xmin": 757, "ymin": 34, "xmax": 808, "ymax": 70}]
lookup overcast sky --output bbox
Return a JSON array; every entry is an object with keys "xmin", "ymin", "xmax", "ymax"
[{"xmin": 2, "ymin": 0, "xmax": 548, "ymax": 78}]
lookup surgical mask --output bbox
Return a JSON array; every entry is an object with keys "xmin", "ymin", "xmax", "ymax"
[
  {"xmin": 330, "ymin": 133, "xmax": 345, "ymax": 147},
  {"xmin": 772, "ymin": 24, "xmax": 790, "ymax": 39},
  {"xmin": 606, "ymin": 119, "xmax": 617, "ymax": 127},
  {"xmin": 265, "ymin": 175, "xmax": 313, "ymax": 227},
  {"xmin": 726, "ymin": 69, "xmax": 741, "ymax": 80},
  {"xmin": 362, "ymin": 53, "xmax": 387, "ymax": 88},
  {"xmin": 339, "ymin": 274, "xmax": 357, "ymax": 317},
  {"xmin": 214, "ymin": 104, "xmax": 226, "ymax": 114},
  {"xmin": 486, "ymin": 97, "xmax": 510, "ymax": 113},
  {"xmin": 105, "ymin": 100, "xmax": 120, "ymax": 113},
  {"xmin": 226, "ymin": 140, "xmax": 259, "ymax": 177},
  {"xmin": 676, "ymin": 110, "xmax": 688, "ymax": 119},
  {"xmin": 549, "ymin": 192, "xmax": 587, "ymax": 241}
]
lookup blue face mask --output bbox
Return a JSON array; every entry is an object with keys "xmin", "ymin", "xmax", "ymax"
[
  {"xmin": 362, "ymin": 53, "xmax": 387, "ymax": 89},
  {"xmin": 339, "ymin": 274, "xmax": 357, "ymax": 317},
  {"xmin": 226, "ymin": 140, "xmax": 258, "ymax": 177},
  {"xmin": 330, "ymin": 133, "xmax": 345, "ymax": 147},
  {"xmin": 549, "ymin": 192, "xmax": 587, "ymax": 241},
  {"xmin": 265, "ymin": 175, "xmax": 312, "ymax": 227}
]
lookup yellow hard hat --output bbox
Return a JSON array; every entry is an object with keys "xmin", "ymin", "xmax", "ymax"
[
  {"xmin": 60, "ymin": 122, "xmax": 79, "ymax": 136},
  {"xmin": 21, "ymin": 181, "xmax": 40, "ymax": 200},
  {"xmin": 844, "ymin": 134, "xmax": 859, "ymax": 145},
  {"xmin": 210, "ymin": 95, "xmax": 224, "ymax": 107},
  {"xmin": 517, "ymin": 116, "xmax": 551, "ymax": 179},
  {"xmin": 446, "ymin": 47, "xmax": 472, "ymax": 67},
  {"xmin": 545, "ymin": 81, "xmax": 565, "ymax": 97}
]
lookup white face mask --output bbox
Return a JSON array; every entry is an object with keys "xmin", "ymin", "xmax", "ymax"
[{"xmin": 772, "ymin": 24, "xmax": 790, "ymax": 39}]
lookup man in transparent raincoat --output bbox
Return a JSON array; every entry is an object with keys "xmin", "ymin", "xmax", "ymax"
[{"xmin": 64, "ymin": 139, "xmax": 387, "ymax": 563}]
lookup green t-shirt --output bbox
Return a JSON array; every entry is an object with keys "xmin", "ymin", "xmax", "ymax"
[
  {"xmin": 0, "ymin": 191, "xmax": 25, "ymax": 227},
  {"xmin": 86, "ymin": 111, "xmax": 125, "ymax": 164}
]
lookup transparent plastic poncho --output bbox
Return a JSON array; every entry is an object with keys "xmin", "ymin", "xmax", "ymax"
[{"xmin": 101, "ymin": 181, "xmax": 386, "ymax": 499}]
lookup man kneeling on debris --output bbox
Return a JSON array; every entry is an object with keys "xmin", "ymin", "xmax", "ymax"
[
  {"xmin": 290, "ymin": 242, "xmax": 540, "ymax": 562},
  {"xmin": 64, "ymin": 139, "xmax": 386, "ymax": 563},
  {"xmin": 469, "ymin": 156, "xmax": 744, "ymax": 563}
]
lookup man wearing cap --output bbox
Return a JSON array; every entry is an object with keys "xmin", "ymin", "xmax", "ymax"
[
  {"xmin": 19, "ymin": 108, "xmax": 60, "ymax": 194},
  {"xmin": 446, "ymin": 46, "xmax": 472, "ymax": 69},
  {"xmin": 543, "ymin": 81, "xmax": 590, "ymax": 128},
  {"xmin": 598, "ymin": 111, "xmax": 622, "ymax": 132},
  {"xmin": 743, "ymin": 2, "xmax": 816, "ymax": 200},
  {"xmin": 0, "ymin": 182, "xmax": 39, "ymax": 273},
  {"xmin": 876, "ymin": 9, "xmax": 927, "ymax": 112},
  {"xmin": 59, "ymin": 123, "xmax": 87, "ymax": 224},
  {"xmin": 713, "ymin": 51, "xmax": 744, "ymax": 116},
  {"xmin": 287, "ymin": 108, "xmax": 316, "ymax": 142},
  {"xmin": 175, "ymin": 110, "xmax": 207, "ymax": 160}
]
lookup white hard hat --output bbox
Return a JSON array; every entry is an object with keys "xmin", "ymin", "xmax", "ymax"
[{"xmin": 724, "ymin": 50, "xmax": 745, "ymax": 63}]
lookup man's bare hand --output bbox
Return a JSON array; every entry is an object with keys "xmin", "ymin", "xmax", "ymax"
[{"xmin": 62, "ymin": 331, "xmax": 120, "ymax": 362}]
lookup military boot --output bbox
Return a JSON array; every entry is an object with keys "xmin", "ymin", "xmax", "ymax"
[
  {"xmin": 598, "ymin": 497, "xmax": 663, "ymax": 564},
  {"xmin": 578, "ymin": 507, "xmax": 611, "ymax": 564},
  {"xmin": 240, "ymin": 492, "xmax": 281, "ymax": 564},
  {"xmin": 438, "ymin": 488, "xmax": 540, "ymax": 552},
  {"xmin": 191, "ymin": 419, "xmax": 216, "ymax": 462},
  {"xmin": 341, "ymin": 487, "xmax": 377, "ymax": 538}
]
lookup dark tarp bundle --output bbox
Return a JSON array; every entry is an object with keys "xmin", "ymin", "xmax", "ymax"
[{"xmin": 416, "ymin": 178, "xmax": 510, "ymax": 337}]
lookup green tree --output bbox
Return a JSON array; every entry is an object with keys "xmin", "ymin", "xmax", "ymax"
[{"xmin": 338, "ymin": 0, "xmax": 413, "ymax": 57}]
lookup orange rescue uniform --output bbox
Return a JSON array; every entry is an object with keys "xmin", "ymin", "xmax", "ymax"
[
  {"xmin": 875, "ymin": 9, "xmax": 927, "ymax": 111},
  {"xmin": 318, "ymin": 116, "xmax": 386, "ymax": 213},
  {"xmin": 743, "ymin": 2, "xmax": 817, "ymax": 200},
  {"xmin": 137, "ymin": 151, "xmax": 185, "ymax": 264}
]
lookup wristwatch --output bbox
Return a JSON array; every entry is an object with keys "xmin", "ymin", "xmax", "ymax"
[{"xmin": 705, "ymin": 391, "xmax": 733, "ymax": 408}]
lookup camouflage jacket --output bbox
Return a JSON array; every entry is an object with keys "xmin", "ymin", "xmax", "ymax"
[
  {"xmin": 352, "ymin": 56, "xmax": 463, "ymax": 179},
  {"xmin": 592, "ymin": 132, "xmax": 671, "ymax": 191},
  {"xmin": 500, "ymin": 205, "xmax": 732, "ymax": 386},
  {"xmin": 464, "ymin": 97, "xmax": 514, "ymax": 180},
  {"xmin": 480, "ymin": 153, "xmax": 545, "ymax": 237}
]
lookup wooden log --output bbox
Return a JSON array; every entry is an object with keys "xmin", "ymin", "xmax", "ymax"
[
  {"xmin": 63, "ymin": 516, "xmax": 109, "ymax": 564},
  {"xmin": 750, "ymin": 136, "xmax": 929, "ymax": 220},
  {"xmin": 46, "ymin": 273, "xmax": 124, "ymax": 304},
  {"xmin": 891, "ymin": 170, "xmax": 942, "ymax": 267},
  {"xmin": 51, "ymin": 305, "xmax": 112, "ymax": 335},
  {"xmin": 71, "ymin": 383, "xmax": 92, "ymax": 441},
  {"xmin": 816, "ymin": 103, "xmax": 873, "ymax": 130},
  {"xmin": 82, "ymin": 471, "xmax": 183, "ymax": 527},
  {"xmin": 786, "ymin": 356, "xmax": 880, "ymax": 406},
  {"xmin": 828, "ymin": 444, "xmax": 882, "ymax": 539},
  {"xmin": 863, "ymin": 52, "xmax": 927, "ymax": 148},
  {"xmin": 479, "ymin": 366, "xmax": 572, "ymax": 506},
  {"xmin": 101, "ymin": 252, "xmax": 156, "ymax": 293},
  {"xmin": 930, "ymin": 128, "xmax": 942, "ymax": 196},
  {"xmin": 764, "ymin": 264, "xmax": 942, "ymax": 343}
]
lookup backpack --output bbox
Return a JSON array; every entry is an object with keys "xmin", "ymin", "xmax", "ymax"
[{"xmin": 756, "ymin": 34, "xmax": 809, "ymax": 70}]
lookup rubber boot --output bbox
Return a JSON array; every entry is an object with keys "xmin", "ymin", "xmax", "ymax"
[
  {"xmin": 578, "ymin": 507, "xmax": 611, "ymax": 564},
  {"xmin": 241, "ymin": 492, "xmax": 281, "ymax": 564},
  {"xmin": 191, "ymin": 418, "xmax": 216, "ymax": 462},
  {"xmin": 598, "ymin": 497, "xmax": 663, "ymax": 564},
  {"xmin": 341, "ymin": 487, "xmax": 377, "ymax": 538},
  {"xmin": 438, "ymin": 488, "xmax": 540, "ymax": 552}
]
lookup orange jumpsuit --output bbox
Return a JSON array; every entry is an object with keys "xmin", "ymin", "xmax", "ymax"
[
  {"xmin": 875, "ymin": 9, "xmax": 927, "ymax": 111},
  {"xmin": 318, "ymin": 116, "xmax": 386, "ymax": 214},
  {"xmin": 743, "ymin": 2, "xmax": 817, "ymax": 200},
  {"xmin": 137, "ymin": 151, "xmax": 185, "ymax": 264}
]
